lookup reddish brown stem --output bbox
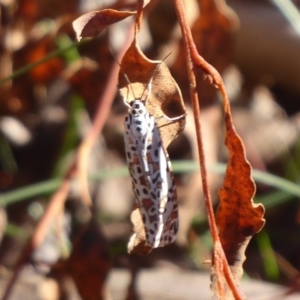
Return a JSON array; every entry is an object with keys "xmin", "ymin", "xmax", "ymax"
[
  {"xmin": 174, "ymin": 0, "xmax": 243, "ymax": 299},
  {"xmin": 77, "ymin": 21, "xmax": 134, "ymax": 206},
  {"xmin": 174, "ymin": 2, "xmax": 218, "ymax": 240},
  {"xmin": 135, "ymin": 0, "xmax": 144, "ymax": 34}
]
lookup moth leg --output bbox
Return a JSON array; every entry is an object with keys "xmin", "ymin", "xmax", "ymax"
[
  {"xmin": 161, "ymin": 113, "xmax": 186, "ymax": 122},
  {"xmin": 155, "ymin": 113, "xmax": 186, "ymax": 128}
]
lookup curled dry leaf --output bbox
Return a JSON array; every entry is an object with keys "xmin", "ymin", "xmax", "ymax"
[
  {"xmin": 212, "ymin": 112, "xmax": 266, "ymax": 298},
  {"xmin": 119, "ymin": 40, "xmax": 186, "ymax": 255},
  {"xmin": 72, "ymin": 9, "xmax": 135, "ymax": 41},
  {"xmin": 119, "ymin": 40, "xmax": 186, "ymax": 147},
  {"xmin": 127, "ymin": 208, "xmax": 153, "ymax": 255}
]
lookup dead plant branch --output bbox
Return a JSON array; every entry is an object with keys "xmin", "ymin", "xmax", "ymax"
[{"xmin": 174, "ymin": 0, "xmax": 244, "ymax": 299}]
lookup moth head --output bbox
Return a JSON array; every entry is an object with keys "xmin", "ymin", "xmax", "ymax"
[{"xmin": 130, "ymin": 100, "xmax": 147, "ymax": 116}]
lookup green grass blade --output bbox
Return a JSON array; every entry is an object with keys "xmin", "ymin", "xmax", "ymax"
[
  {"xmin": 0, "ymin": 179, "xmax": 61, "ymax": 206},
  {"xmin": 256, "ymin": 229, "xmax": 280, "ymax": 280},
  {"xmin": 1, "ymin": 161, "xmax": 300, "ymax": 208}
]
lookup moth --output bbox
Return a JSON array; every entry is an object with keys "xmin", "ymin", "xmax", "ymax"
[{"xmin": 123, "ymin": 64, "xmax": 184, "ymax": 248}]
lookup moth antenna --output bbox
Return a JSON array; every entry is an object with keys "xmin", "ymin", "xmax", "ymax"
[
  {"xmin": 123, "ymin": 73, "xmax": 137, "ymax": 102},
  {"xmin": 110, "ymin": 48, "xmax": 172, "ymax": 105},
  {"xmin": 140, "ymin": 52, "xmax": 172, "ymax": 104},
  {"xmin": 109, "ymin": 47, "xmax": 137, "ymax": 105}
]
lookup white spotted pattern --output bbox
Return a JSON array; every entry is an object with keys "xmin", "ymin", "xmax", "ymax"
[{"xmin": 123, "ymin": 82, "xmax": 181, "ymax": 248}]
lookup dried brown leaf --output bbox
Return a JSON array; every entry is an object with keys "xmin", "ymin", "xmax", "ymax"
[
  {"xmin": 72, "ymin": 9, "xmax": 135, "ymax": 41},
  {"xmin": 212, "ymin": 112, "xmax": 266, "ymax": 298},
  {"xmin": 127, "ymin": 208, "xmax": 152, "ymax": 255},
  {"xmin": 119, "ymin": 40, "xmax": 186, "ymax": 147}
]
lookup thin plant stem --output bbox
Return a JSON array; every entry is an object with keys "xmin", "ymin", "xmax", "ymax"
[
  {"xmin": 76, "ymin": 18, "xmax": 135, "ymax": 206},
  {"xmin": 174, "ymin": 0, "xmax": 243, "ymax": 299},
  {"xmin": 174, "ymin": 2, "xmax": 218, "ymax": 239}
]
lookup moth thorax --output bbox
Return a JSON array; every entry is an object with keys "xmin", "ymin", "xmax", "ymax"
[{"xmin": 131, "ymin": 115, "xmax": 148, "ymax": 137}]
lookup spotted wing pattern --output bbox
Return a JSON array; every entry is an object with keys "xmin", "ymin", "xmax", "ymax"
[{"xmin": 124, "ymin": 99, "xmax": 179, "ymax": 248}]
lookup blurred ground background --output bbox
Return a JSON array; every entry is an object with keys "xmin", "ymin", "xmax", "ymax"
[{"xmin": 1, "ymin": 0, "xmax": 300, "ymax": 299}]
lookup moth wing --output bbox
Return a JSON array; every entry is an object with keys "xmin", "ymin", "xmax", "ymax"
[
  {"xmin": 124, "ymin": 114, "xmax": 178, "ymax": 249},
  {"xmin": 150, "ymin": 125, "xmax": 179, "ymax": 247},
  {"xmin": 124, "ymin": 114, "xmax": 158, "ymax": 247}
]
